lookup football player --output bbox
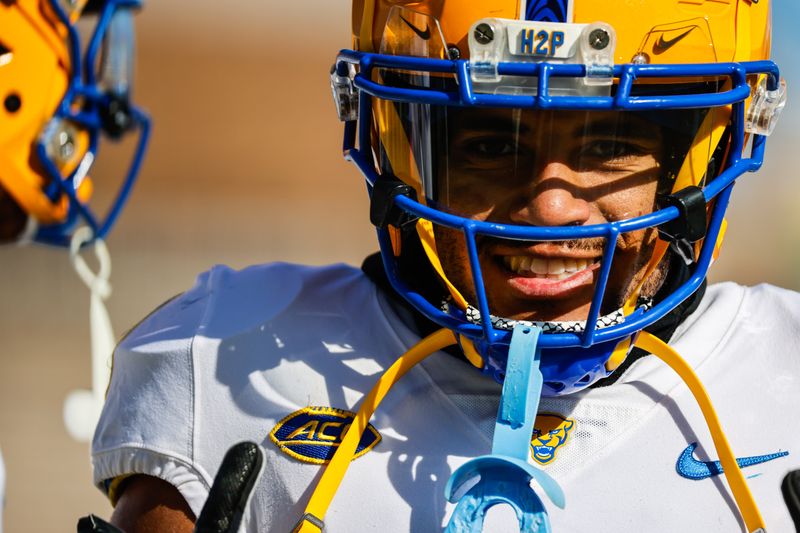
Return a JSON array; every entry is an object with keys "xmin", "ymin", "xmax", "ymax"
[
  {"xmin": 93, "ymin": 1, "xmax": 798, "ymax": 532},
  {"xmin": 1, "ymin": 0, "xmax": 148, "ymax": 529}
]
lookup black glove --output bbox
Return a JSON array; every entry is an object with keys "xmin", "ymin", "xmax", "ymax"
[
  {"xmin": 194, "ymin": 441, "xmax": 264, "ymax": 533},
  {"xmin": 76, "ymin": 514, "xmax": 124, "ymax": 533},
  {"xmin": 783, "ymin": 469, "xmax": 800, "ymax": 532},
  {"xmin": 77, "ymin": 441, "xmax": 264, "ymax": 533}
]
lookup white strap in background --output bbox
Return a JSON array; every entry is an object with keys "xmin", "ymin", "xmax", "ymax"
[
  {"xmin": 64, "ymin": 227, "xmax": 116, "ymax": 442},
  {"xmin": 0, "ymin": 447, "xmax": 4, "ymax": 533}
]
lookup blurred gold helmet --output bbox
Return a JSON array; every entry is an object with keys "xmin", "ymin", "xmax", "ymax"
[{"xmin": 0, "ymin": 0, "xmax": 149, "ymax": 246}]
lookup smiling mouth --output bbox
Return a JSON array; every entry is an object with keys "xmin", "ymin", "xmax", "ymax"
[{"xmin": 501, "ymin": 255, "xmax": 600, "ymax": 280}]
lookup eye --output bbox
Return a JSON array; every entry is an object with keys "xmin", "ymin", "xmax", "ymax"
[
  {"xmin": 451, "ymin": 134, "xmax": 527, "ymax": 171},
  {"xmin": 579, "ymin": 139, "xmax": 650, "ymax": 163},
  {"xmin": 469, "ymin": 137, "xmax": 516, "ymax": 157}
]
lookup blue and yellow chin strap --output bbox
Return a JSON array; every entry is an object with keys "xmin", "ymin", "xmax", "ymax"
[{"xmin": 292, "ymin": 327, "xmax": 766, "ymax": 533}]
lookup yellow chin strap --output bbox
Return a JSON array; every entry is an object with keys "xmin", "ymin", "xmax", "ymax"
[
  {"xmin": 415, "ymin": 218, "xmax": 469, "ymax": 310},
  {"xmin": 634, "ymin": 332, "xmax": 766, "ymax": 533},
  {"xmin": 293, "ymin": 328, "xmax": 457, "ymax": 533}
]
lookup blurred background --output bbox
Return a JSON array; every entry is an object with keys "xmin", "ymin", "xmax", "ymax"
[{"xmin": 0, "ymin": 1, "xmax": 797, "ymax": 530}]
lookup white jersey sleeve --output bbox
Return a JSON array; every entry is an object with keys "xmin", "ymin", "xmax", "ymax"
[
  {"xmin": 91, "ymin": 262, "xmax": 383, "ymax": 521},
  {"xmin": 91, "ymin": 266, "xmax": 215, "ymax": 515}
]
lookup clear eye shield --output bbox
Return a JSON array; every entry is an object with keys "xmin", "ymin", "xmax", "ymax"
[
  {"xmin": 375, "ymin": 98, "xmax": 709, "ymax": 353},
  {"xmin": 331, "ymin": 10, "xmax": 785, "ymax": 393}
]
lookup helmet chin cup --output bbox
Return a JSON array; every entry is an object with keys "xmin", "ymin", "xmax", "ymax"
[{"xmin": 476, "ymin": 336, "xmax": 636, "ymax": 396}]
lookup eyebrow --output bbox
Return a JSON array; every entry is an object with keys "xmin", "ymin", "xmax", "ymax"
[
  {"xmin": 451, "ymin": 111, "xmax": 660, "ymax": 140},
  {"xmin": 453, "ymin": 116, "xmax": 532, "ymax": 135},
  {"xmin": 579, "ymin": 118, "xmax": 659, "ymax": 139}
]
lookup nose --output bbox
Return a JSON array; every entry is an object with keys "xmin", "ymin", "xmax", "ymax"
[{"xmin": 508, "ymin": 162, "xmax": 592, "ymax": 227}]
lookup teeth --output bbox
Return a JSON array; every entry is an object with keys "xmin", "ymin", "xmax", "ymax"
[
  {"xmin": 503, "ymin": 255, "xmax": 597, "ymax": 278},
  {"xmin": 531, "ymin": 258, "xmax": 548, "ymax": 274},
  {"xmin": 548, "ymin": 258, "xmax": 565, "ymax": 275}
]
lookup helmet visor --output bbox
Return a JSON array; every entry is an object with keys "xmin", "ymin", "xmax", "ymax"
[{"xmin": 375, "ymin": 99, "xmax": 712, "ymax": 220}]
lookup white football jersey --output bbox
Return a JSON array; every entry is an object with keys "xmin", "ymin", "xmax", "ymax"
[{"xmin": 92, "ymin": 263, "xmax": 800, "ymax": 532}]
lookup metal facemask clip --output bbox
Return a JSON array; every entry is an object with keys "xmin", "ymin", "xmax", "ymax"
[
  {"xmin": 745, "ymin": 76, "xmax": 787, "ymax": 136},
  {"xmin": 331, "ymin": 61, "xmax": 359, "ymax": 122},
  {"xmin": 444, "ymin": 325, "xmax": 565, "ymax": 533}
]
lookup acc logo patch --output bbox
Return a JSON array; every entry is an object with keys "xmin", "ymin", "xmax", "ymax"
[
  {"xmin": 269, "ymin": 406, "xmax": 381, "ymax": 465},
  {"xmin": 530, "ymin": 414, "xmax": 576, "ymax": 465}
]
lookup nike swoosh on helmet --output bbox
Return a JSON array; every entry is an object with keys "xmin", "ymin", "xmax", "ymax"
[
  {"xmin": 652, "ymin": 27, "xmax": 695, "ymax": 55},
  {"xmin": 400, "ymin": 15, "xmax": 431, "ymax": 41}
]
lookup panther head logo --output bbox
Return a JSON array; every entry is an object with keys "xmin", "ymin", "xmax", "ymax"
[{"xmin": 530, "ymin": 415, "xmax": 576, "ymax": 465}]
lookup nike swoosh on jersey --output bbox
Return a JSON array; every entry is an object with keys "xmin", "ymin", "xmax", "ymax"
[
  {"xmin": 652, "ymin": 28, "xmax": 695, "ymax": 55},
  {"xmin": 400, "ymin": 15, "xmax": 431, "ymax": 41},
  {"xmin": 677, "ymin": 442, "xmax": 789, "ymax": 480}
]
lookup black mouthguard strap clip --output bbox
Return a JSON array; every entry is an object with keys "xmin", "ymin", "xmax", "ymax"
[
  {"xmin": 657, "ymin": 186, "xmax": 707, "ymax": 244},
  {"xmin": 370, "ymin": 178, "xmax": 418, "ymax": 230}
]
